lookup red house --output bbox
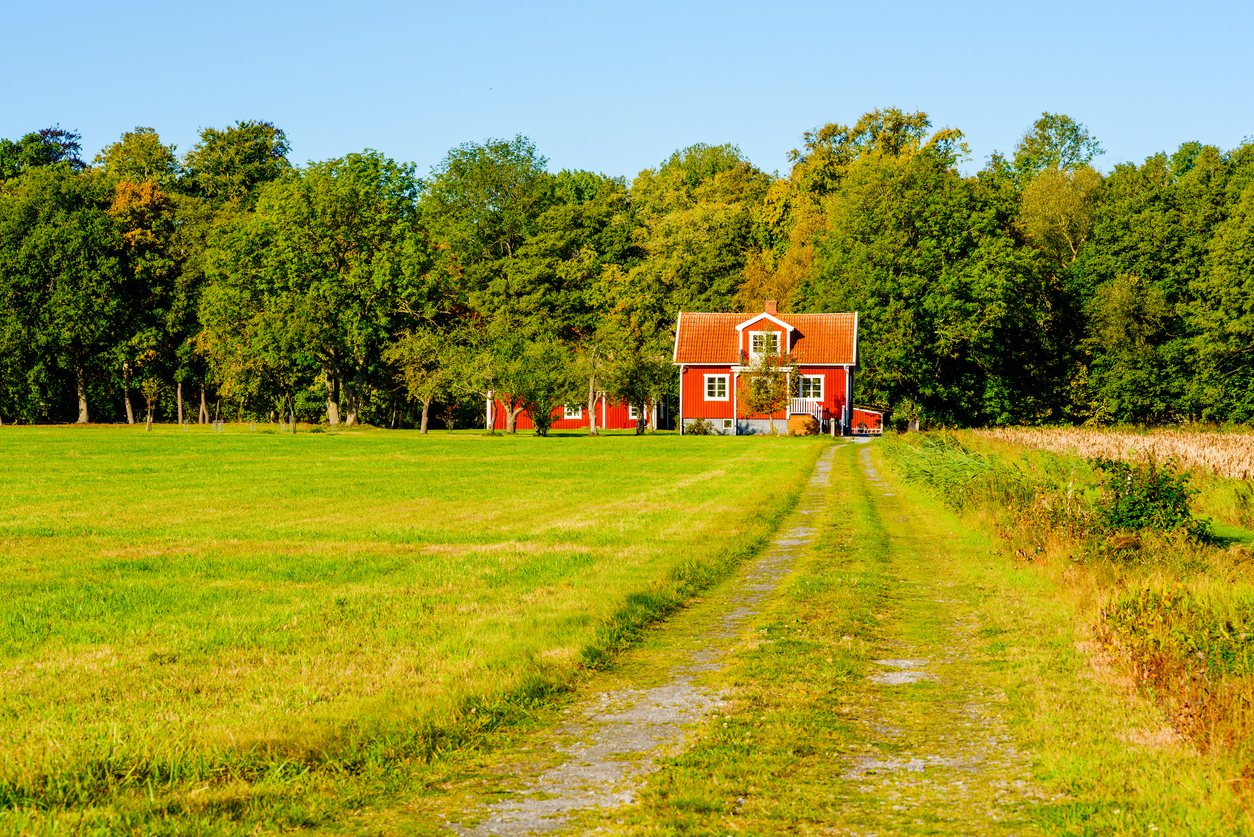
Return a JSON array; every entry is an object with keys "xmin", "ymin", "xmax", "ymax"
[
  {"xmin": 673, "ymin": 301, "xmax": 859, "ymax": 435},
  {"xmin": 485, "ymin": 396, "xmax": 663, "ymax": 432}
]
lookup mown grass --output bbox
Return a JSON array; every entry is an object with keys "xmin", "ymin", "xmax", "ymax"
[{"xmin": 0, "ymin": 425, "xmax": 826, "ymax": 834}]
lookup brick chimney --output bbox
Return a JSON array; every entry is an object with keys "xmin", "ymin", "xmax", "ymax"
[{"xmin": 765, "ymin": 300, "xmax": 777, "ymax": 315}]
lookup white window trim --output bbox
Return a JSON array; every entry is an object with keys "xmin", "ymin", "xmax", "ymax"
[
  {"xmin": 704, "ymin": 374, "xmax": 729, "ymax": 401},
  {"xmin": 564, "ymin": 404, "xmax": 582, "ymax": 419},
  {"xmin": 799, "ymin": 374, "xmax": 824, "ymax": 400},
  {"xmin": 747, "ymin": 330, "xmax": 782, "ymax": 361}
]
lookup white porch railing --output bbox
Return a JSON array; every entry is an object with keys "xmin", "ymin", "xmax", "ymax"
[{"xmin": 789, "ymin": 398, "xmax": 822, "ymax": 419}]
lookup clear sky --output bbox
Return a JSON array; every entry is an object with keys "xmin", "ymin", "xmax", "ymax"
[{"xmin": 5, "ymin": 0, "xmax": 1252, "ymax": 180}]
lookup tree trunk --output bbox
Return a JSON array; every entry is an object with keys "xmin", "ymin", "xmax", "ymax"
[
  {"xmin": 325, "ymin": 368, "xmax": 341, "ymax": 426},
  {"xmin": 485, "ymin": 392, "xmax": 495, "ymax": 431},
  {"xmin": 199, "ymin": 387, "xmax": 208, "ymax": 424},
  {"xmin": 345, "ymin": 362, "xmax": 363, "ymax": 426},
  {"xmin": 122, "ymin": 362, "xmax": 134, "ymax": 424},
  {"xmin": 421, "ymin": 397, "xmax": 431, "ymax": 433},
  {"xmin": 76, "ymin": 366, "xmax": 89, "ymax": 423},
  {"xmin": 507, "ymin": 406, "xmax": 524, "ymax": 434},
  {"xmin": 177, "ymin": 381, "xmax": 184, "ymax": 424},
  {"xmin": 587, "ymin": 378, "xmax": 598, "ymax": 437},
  {"xmin": 636, "ymin": 402, "xmax": 646, "ymax": 436}
]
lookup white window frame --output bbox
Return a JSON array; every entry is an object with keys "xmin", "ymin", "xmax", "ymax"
[
  {"xmin": 704, "ymin": 374, "xmax": 729, "ymax": 401},
  {"xmin": 748, "ymin": 330, "xmax": 781, "ymax": 361},
  {"xmin": 628, "ymin": 404, "xmax": 638, "ymax": 420},
  {"xmin": 564, "ymin": 404, "xmax": 582, "ymax": 420},
  {"xmin": 722, "ymin": 419, "xmax": 734, "ymax": 430},
  {"xmin": 799, "ymin": 375, "xmax": 824, "ymax": 400}
]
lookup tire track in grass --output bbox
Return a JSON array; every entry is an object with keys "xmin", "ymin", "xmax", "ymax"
[
  {"xmin": 437, "ymin": 447, "xmax": 840, "ymax": 836},
  {"xmin": 570, "ymin": 442, "xmax": 1061, "ymax": 836},
  {"xmin": 832, "ymin": 445, "xmax": 1055, "ymax": 835}
]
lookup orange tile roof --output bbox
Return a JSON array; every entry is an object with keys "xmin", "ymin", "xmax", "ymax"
[{"xmin": 674, "ymin": 311, "xmax": 858, "ymax": 365}]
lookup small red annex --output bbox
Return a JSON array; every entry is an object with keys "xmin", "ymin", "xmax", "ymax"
[{"xmin": 674, "ymin": 301, "xmax": 859, "ymax": 436}]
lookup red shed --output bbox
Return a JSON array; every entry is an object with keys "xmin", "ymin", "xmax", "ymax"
[
  {"xmin": 673, "ymin": 301, "xmax": 859, "ymax": 435},
  {"xmin": 851, "ymin": 407, "xmax": 885, "ymax": 435}
]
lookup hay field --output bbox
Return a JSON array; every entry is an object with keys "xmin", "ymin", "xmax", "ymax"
[
  {"xmin": 981, "ymin": 427, "xmax": 1254, "ymax": 480},
  {"xmin": 0, "ymin": 425, "xmax": 824, "ymax": 831}
]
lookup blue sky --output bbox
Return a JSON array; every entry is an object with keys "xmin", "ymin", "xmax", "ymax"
[{"xmin": 5, "ymin": 0, "xmax": 1252, "ymax": 180}]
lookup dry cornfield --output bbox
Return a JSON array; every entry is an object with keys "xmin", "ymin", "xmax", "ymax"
[{"xmin": 979, "ymin": 427, "xmax": 1254, "ymax": 480}]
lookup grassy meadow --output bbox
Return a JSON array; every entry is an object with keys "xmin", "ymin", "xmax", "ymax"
[{"xmin": 0, "ymin": 425, "xmax": 826, "ymax": 833}]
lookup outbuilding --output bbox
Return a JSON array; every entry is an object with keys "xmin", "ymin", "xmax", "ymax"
[
  {"xmin": 673, "ymin": 301, "xmax": 859, "ymax": 435},
  {"xmin": 485, "ymin": 396, "xmax": 662, "ymax": 432}
]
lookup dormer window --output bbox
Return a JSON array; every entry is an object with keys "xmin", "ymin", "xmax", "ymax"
[{"xmin": 749, "ymin": 330, "xmax": 780, "ymax": 360}]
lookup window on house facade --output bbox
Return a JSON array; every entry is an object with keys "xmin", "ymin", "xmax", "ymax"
[
  {"xmin": 628, "ymin": 404, "xmax": 639, "ymax": 420},
  {"xmin": 704, "ymin": 375, "xmax": 728, "ymax": 400},
  {"xmin": 564, "ymin": 404, "xmax": 582, "ymax": 419},
  {"xmin": 749, "ymin": 330, "xmax": 781, "ymax": 361},
  {"xmin": 799, "ymin": 375, "xmax": 823, "ymax": 399}
]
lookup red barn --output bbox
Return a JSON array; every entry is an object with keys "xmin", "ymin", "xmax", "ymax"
[{"xmin": 673, "ymin": 301, "xmax": 859, "ymax": 435}]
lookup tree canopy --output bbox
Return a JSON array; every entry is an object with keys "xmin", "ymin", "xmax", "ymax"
[{"xmin": 3, "ymin": 111, "xmax": 1254, "ymax": 430}]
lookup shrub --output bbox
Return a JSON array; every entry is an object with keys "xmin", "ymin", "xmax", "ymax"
[
  {"xmin": 1092, "ymin": 456, "xmax": 1212, "ymax": 541},
  {"xmin": 686, "ymin": 418, "xmax": 715, "ymax": 436}
]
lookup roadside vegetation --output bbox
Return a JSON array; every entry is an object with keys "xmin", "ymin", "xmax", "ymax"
[
  {"xmin": 882, "ymin": 430, "xmax": 1254, "ymax": 791},
  {"xmin": 0, "ymin": 426, "xmax": 825, "ymax": 834}
]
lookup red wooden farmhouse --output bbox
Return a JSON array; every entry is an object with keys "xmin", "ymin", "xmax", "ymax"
[{"xmin": 674, "ymin": 301, "xmax": 860, "ymax": 435}]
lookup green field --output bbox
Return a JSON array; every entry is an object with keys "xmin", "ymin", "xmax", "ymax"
[{"xmin": 0, "ymin": 426, "xmax": 825, "ymax": 833}]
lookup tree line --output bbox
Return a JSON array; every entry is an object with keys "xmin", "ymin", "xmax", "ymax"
[{"xmin": 1, "ymin": 110, "xmax": 1252, "ymax": 431}]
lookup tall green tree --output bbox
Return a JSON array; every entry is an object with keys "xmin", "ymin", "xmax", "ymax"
[
  {"xmin": 1078, "ymin": 143, "xmax": 1235, "ymax": 422},
  {"xmin": 1012, "ymin": 112, "xmax": 1104, "ymax": 181},
  {"xmin": 794, "ymin": 113, "xmax": 1054, "ymax": 425},
  {"xmin": 0, "ymin": 126, "xmax": 86, "ymax": 180},
  {"xmin": 625, "ymin": 143, "xmax": 770, "ymax": 334},
  {"xmin": 1189, "ymin": 180, "xmax": 1254, "ymax": 421},
  {"xmin": 183, "ymin": 120, "xmax": 291, "ymax": 209},
  {"xmin": 421, "ymin": 136, "xmax": 555, "ymax": 311},
  {"xmin": 498, "ymin": 170, "xmax": 641, "ymax": 336},
  {"xmin": 0, "ymin": 166, "xmax": 128, "ymax": 422},
  {"xmin": 201, "ymin": 151, "xmax": 444, "ymax": 425},
  {"xmin": 94, "ymin": 127, "xmax": 181, "ymax": 188}
]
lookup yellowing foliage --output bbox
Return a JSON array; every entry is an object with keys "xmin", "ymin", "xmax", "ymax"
[{"xmin": 108, "ymin": 179, "xmax": 173, "ymax": 249}]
